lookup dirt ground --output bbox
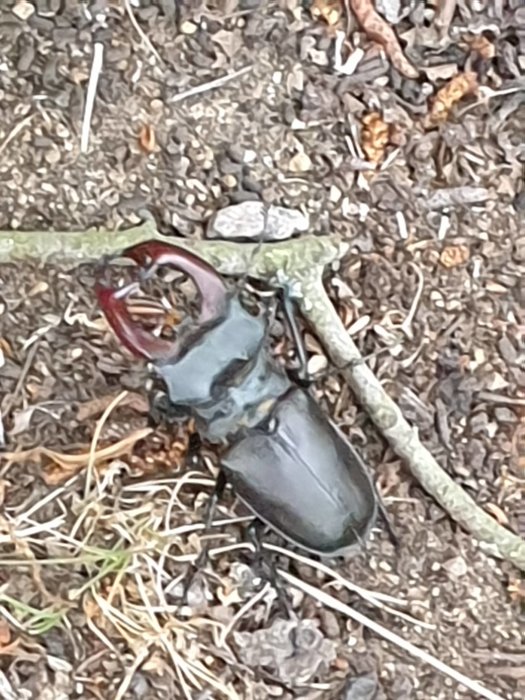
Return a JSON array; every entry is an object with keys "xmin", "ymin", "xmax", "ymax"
[{"xmin": 0, "ymin": 1, "xmax": 524, "ymax": 699}]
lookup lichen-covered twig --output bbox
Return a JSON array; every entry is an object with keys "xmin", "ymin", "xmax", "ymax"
[
  {"xmin": 0, "ymin": 220, "xmax": 347, "ymax": 278},
  {"xmin": 1, "ymin": 221, "xmax": 524, "ymax": 571},
  {"xmin": 297, "ymin": 275, "xmax": 525, "ymax": 571}
]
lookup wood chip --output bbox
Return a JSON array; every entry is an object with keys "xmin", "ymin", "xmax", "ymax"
[
  {"xmin": 484, "ymin": 503, "xmax": 510, "ymax": 527},
  {"xmin": 439, "ymin": 245, "xmax": 470, "ymax": 268},
  {"xmin": 311, "ymin": 0, "xmax": 344, "ymax": 27},
  {"xmin": 361, "ymin": 112, "xmax": 391, "ymax": 164},
  {"xmin": 465, "ymin": 34, "xmax": 496, "ymax": 60},
  {"xmin": 425, "ymin": 72, "xmax": 478, "ymax": 127},
  {"xmin": 289, "ymin": 152, "xmax": 312, "ymax": 173},
  {"xmin": 139, "ymin": 124, "xmax": 156, "ymax": 153}
]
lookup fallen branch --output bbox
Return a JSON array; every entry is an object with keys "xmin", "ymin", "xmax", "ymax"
[{"xmin": 1, "ymin": 221, "xmax": 524, "ymax": 571}]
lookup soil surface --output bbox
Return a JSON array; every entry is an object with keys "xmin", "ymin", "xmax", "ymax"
[{"xmin": 0, "ymin": 2, "xmax": 524, "ymax": 700}]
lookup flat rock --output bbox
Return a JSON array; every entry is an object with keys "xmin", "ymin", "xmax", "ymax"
[{"xmin": 206, "ymin": 201, "xmax": 309, "ymax": 241}]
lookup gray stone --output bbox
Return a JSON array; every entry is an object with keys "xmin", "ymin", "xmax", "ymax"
[{"xmin": 207, "ymin": 201, "xmax": 309, "ymax": 242}]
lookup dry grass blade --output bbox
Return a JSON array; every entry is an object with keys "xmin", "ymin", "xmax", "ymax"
[
  {"xmin": 122, "ymin": 0, "xmax": 163, "ymax": 63},
  {"xmin": 0, "ymin": 114, "xmax": 34, "ymax": 157},
  {"xmin": 84, "ymin": 390, "xmax": 131, "ymax": 497},
  {"xmin": 218, "ymin": 582, "xmax": 272, "ymax": 646},
  {"xmin": 262, "ymin": 543, "xmax": 435, "ymax": 629},
  {"xmin": 169, "ymin": 66, "xmax": 253, "ymax": 104},
  {"xmin": 278, "ymin": 570, "xmax": 505, "ymax": 700},
  {"xmin": 80, "ymin": 42, "xmax": 104, "ymax": 153}
]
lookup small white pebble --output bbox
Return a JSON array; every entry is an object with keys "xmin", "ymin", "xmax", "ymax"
[
  {"xmin": 221, "ymin": 174, "xmax": 237, "ymax": 188},
  {"xmin": 289, "ymin": 151, "xmax": 312, "ymax": 173},
  {"xmin": 55, "ymin": 123, "xmax": 70, "ymax": 139},
  {"xmin": 329, "ymin": 184, "xmax": 342, "ymax": 203},
  {"xmin": 307, "ymin": 354, "xmax": 328, "ymax": 376},
  {"xmin": 291, "ymin": 118, "xmax": 306, "ymax": 130},
  {"xmin": 396, "ymin": 210, "xmax": 408, "ymax": 239},
  {"xmin": 12, "ymin": 0, "xmax": 35, "ymax": 20},
  {"xmin": 180, "ymin": 20, "xmax": 198, "ymax": 34},
  {"xmin": 347, "ymin": 315, "xmax": 370, "ymax": 335}
]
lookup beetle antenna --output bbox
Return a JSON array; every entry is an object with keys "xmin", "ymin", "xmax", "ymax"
[
  {"xmin": 279, "ymin": 286, "xmax": 310, "ymax": 386},
  {"xmin": 375, "ymin": 493, "xmax": 399, "ymax": 548},
  {"xmin": 351, "ymin": 526, "xmax": 369, "ymax": 554}
]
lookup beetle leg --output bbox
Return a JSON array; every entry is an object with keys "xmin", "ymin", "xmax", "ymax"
[
  {"xmin": 95, "ymin": 282, "xmax": 178, "ymax": 360},
  {"xmin": 246, "ymin": 521, "xmax": 296, "ymax": 620},
  {"xmin": 122, "ymin": 241, "xmax": 230, "ymax": 324},
  {"xmin": 178, "ymin": 470, "xmax": 228, "ymax": 603},
  {"xmin": 279, "ymin": 286, "xmax": 311, "ymax": 387},
  {"xmin": 375, "ymin": 494, "xmax": 399, "ymax": 549},
  {"xmin": 195, "ymin": 469, "xmax": 227, "ymax": 569}
]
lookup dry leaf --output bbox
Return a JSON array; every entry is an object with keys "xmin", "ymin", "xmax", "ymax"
[
  {"xmin": 1, "ymin": 428, "xmax": 152, "ymax": 484},
  {"xmin": 507, "ymin": 579, "xmax": 525, "ymax": 604},
  {"xmin": 465, "ymin": 34, "xmax": 495, "ymax": 60},
  {"xmin": 139, "ymin": 124, "xmax": 156, "ymax": 153},
  {"xmin": 350, "ymin": 0, "xmax": 419, "ymax": 79},
  {"xmin": 426, "ymin": 72, "xmax": 478, "ymax": 127},
  {"xmin": 484, "ymin": 502, "xmax": 510, "ymax": 526},
  {"xmin": 361, "ymin": 112, "xmax": 391, "ymax": 164},
  {"xmin": 439, "ymin": 245, "xmax": 470, "ymax": 268},
  {"xmin": 217, "ymin": 584, "xmax": 243, "ymax": 607},
  {"xmin": 0, "ymin": 337, "xmax": 14, "ymax": 358},
  {"xmin": 311, "ymin": 0, "xmax": 343, "ymax": 27},
  {"xmin": 289, "ymin": 152, "xmax": 312, "ymax": 173}
]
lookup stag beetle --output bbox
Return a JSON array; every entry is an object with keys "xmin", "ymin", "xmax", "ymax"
[{"xmin": 96, "ymin": 241, "xmax": 380, "ymax": 556}]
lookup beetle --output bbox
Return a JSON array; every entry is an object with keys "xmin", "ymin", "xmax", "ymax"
[{"xmin": 95, "ymin": 241, "xmax": 380, "ymax": 556}]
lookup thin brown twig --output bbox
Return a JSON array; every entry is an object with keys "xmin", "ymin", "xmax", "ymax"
[
  {"xmin": 0, "ymin": 114, "xmax": 34, "ymax": 157},
  {"xmin": 2, "ymin": 341, "xmax": 40, "ymax": 417}
]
